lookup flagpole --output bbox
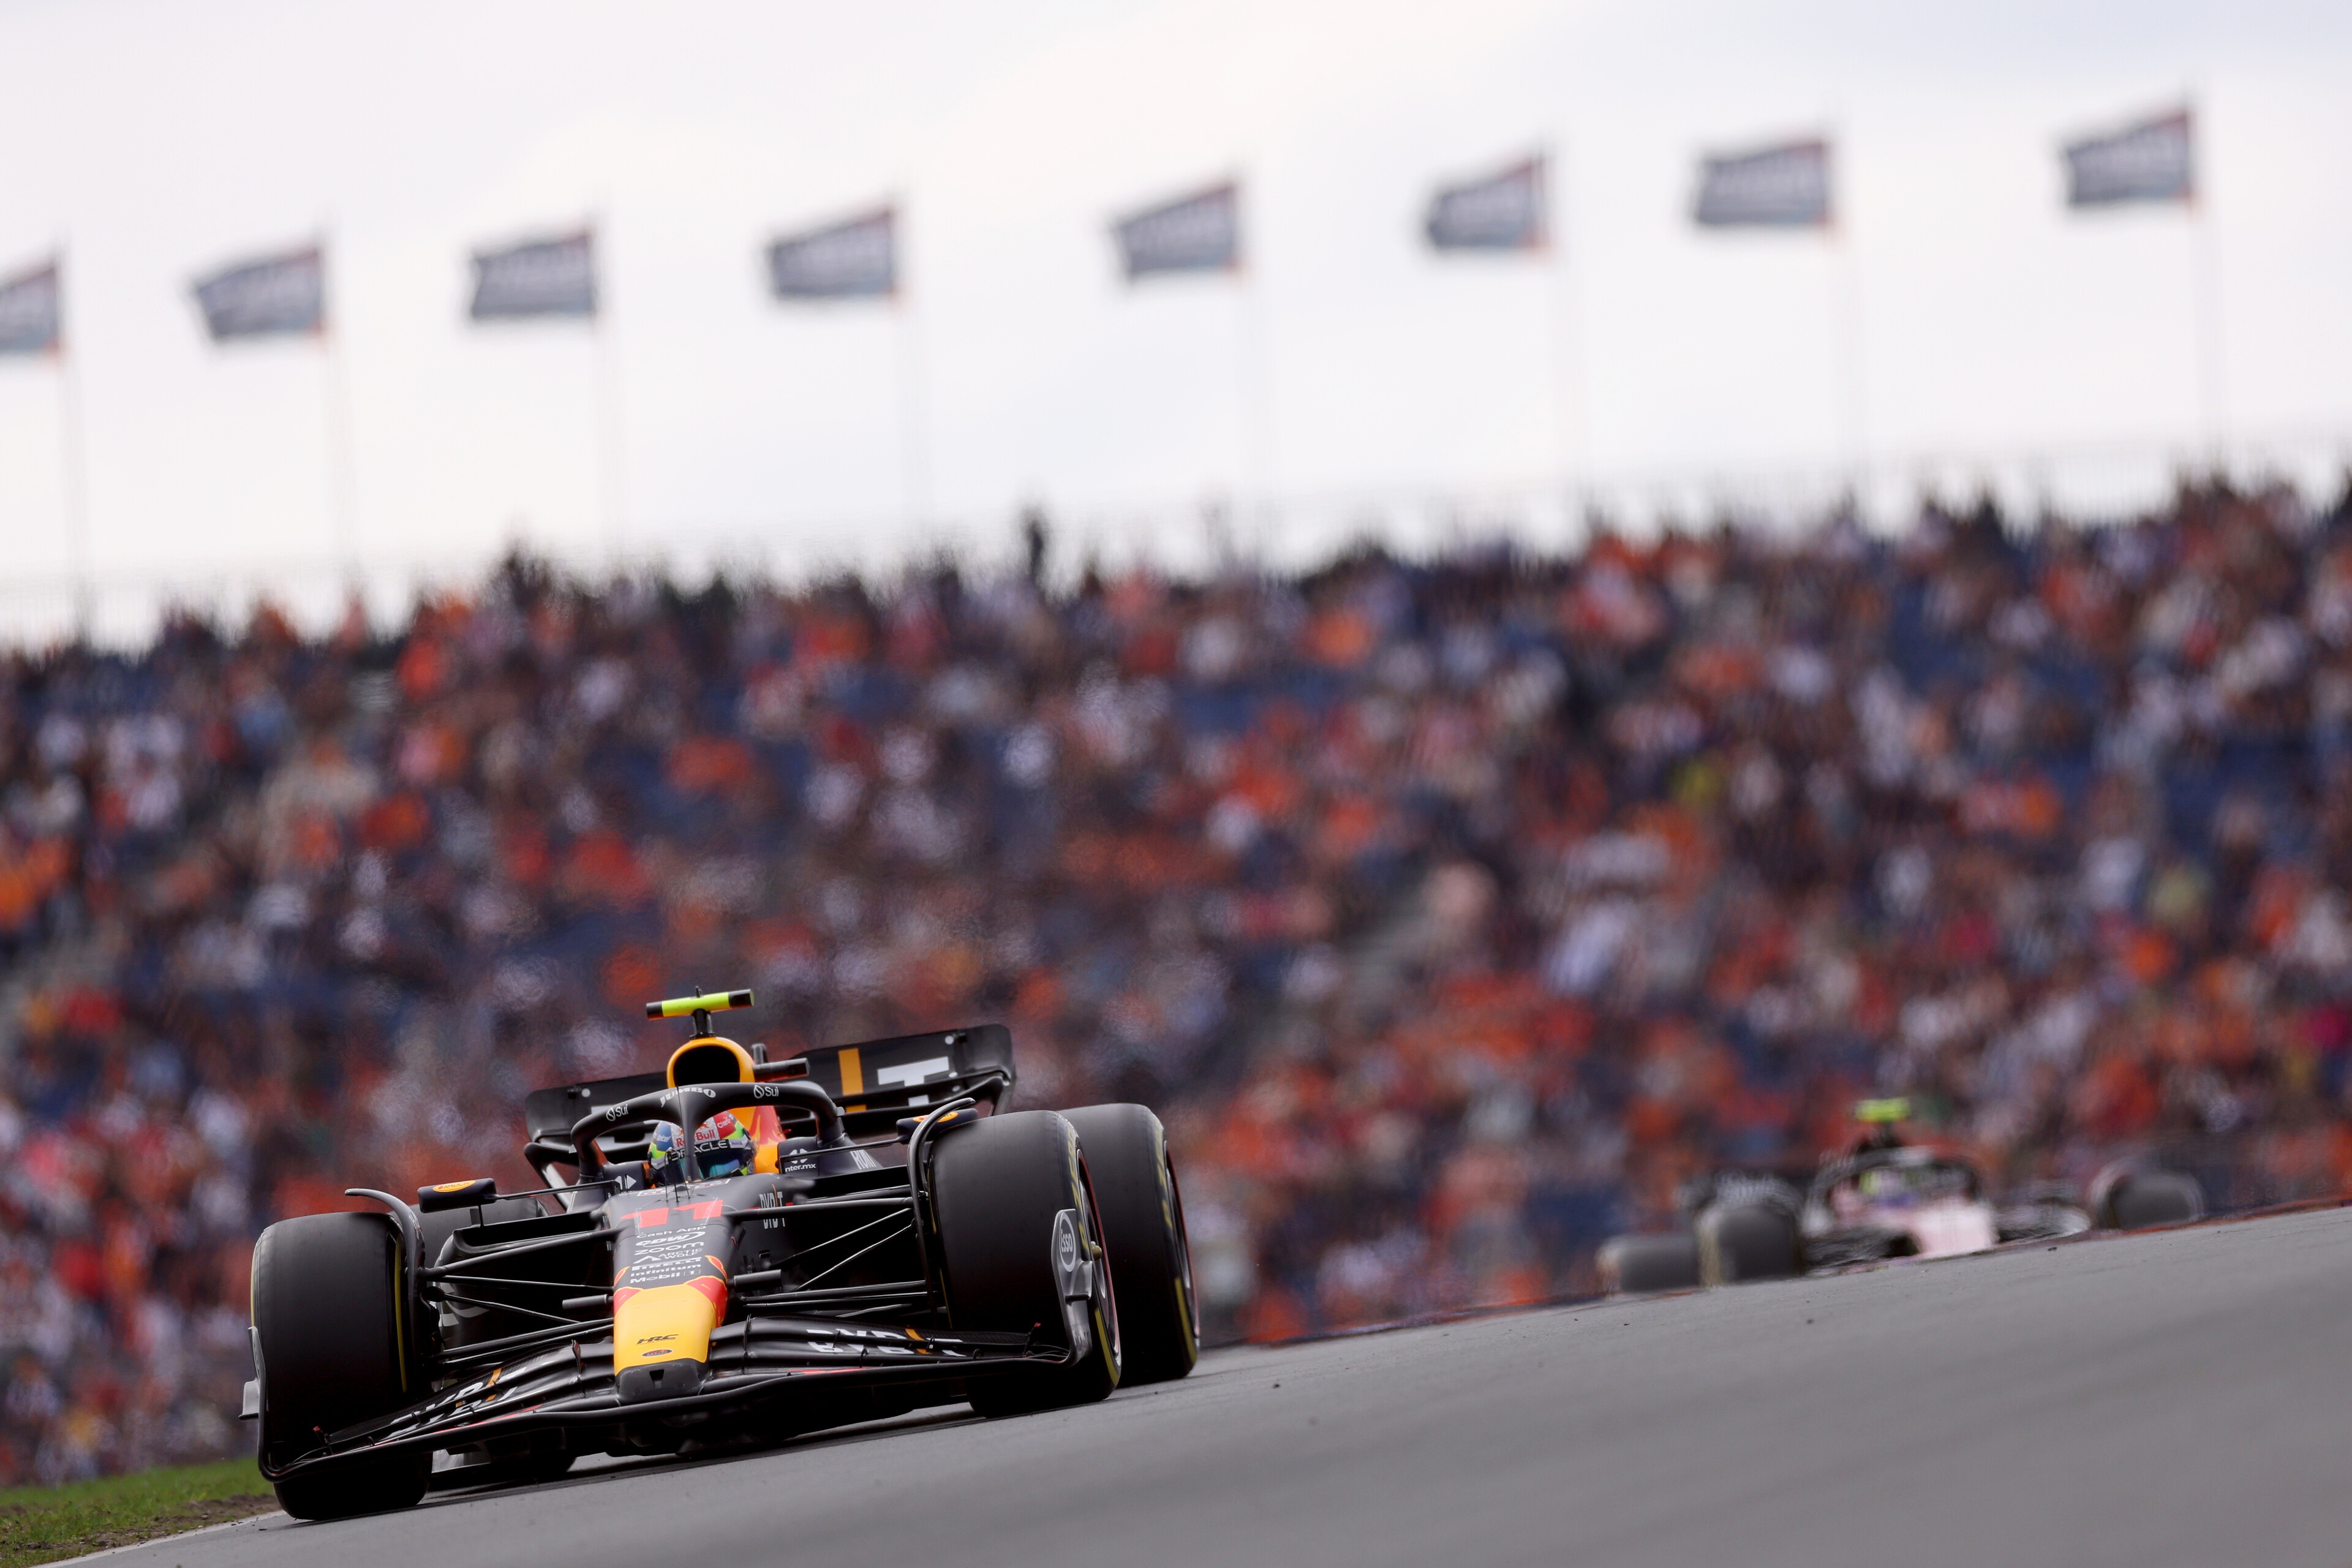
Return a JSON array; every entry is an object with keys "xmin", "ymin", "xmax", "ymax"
[
  {"xmin": 322, "ymin": 337, "xmax": 358, "ymax": 590},
  {"xmin": 895, "ymin": 289, "xmax": 932, "ymax": 537},
  {"xmin": 1542, "ymin": 146, "xmax": 1584, "ymax": 527},
  {"xmin": 2190, "ymin": 208, "xmax": 2226, "ymax": 467},
  {"xmin": 1827, "ymin": 139, "xmax": 1868, "ymax": 506},
  {"xmin": 53, "ymin": 255, "xmax": 92, "ymax": 641},
  {"xmin": 319, "ymin": 233, "xmax": 360, "ymax": 597},
  {"xmin": 2187, "ymin": 100, "xmax": 2226, "ymax": 468},
  {"xmin": 1830, "ymin": 232, "xmax": 1868, "ymax": 497},
  {"xmin": 1234, "ymin": 248, "xmax": 1275, "ymax": 555},
  {"xmin": 593, "ymin": 217, "xmax": 627, "ymax": 570},
  {"xmin": 596, "ymin": 319, "xmax": 625, "ymax": 566}
]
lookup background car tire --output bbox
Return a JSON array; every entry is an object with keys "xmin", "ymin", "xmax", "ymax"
[
  {"xmin": 1697, "ymin": 1202, "xmax": 1803, "ymax": 1285},
  {"xmin": 2097, "ymin": 1169, "xmax": 2205, "ymax": 1231},
  {"xmin": 251, "ymin": 1211, "xmax": 429, "ymax": 1520},
  {"xmin": 930, "ymin": 1110, "xmax": 1120, "ymax": 1417},
  {"xmin": 1599, "ymin": 1232, "xmax": 1702, "ymax": 1294},
  {"xmin": 1060, "ymin": 1104, "xmax": 1198, "ymax": 1386}
]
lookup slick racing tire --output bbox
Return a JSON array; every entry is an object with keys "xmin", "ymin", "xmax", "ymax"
[
  {"xmin": 1598, "ymin": 1232, "xmax": 1702, "ymax": 1295},
  {"xmin": 251, "ymin": 1212, "xmax": 429, "ymax": 1520},
  {"xmin": 1062, "ymin": 1104, "xmax": 1199, "ymax": 1385},
  {"xmin": 1697, "ymin": 1202, "xmax": 1803, "ymax": 1286},
  {"xmin": 2094, "ymin": 1169, "xmax": 2206, "ymax": 1231},
  {"xmin": 931, "ymin": 1110, "xmax": 1121, "ymax": 1417}
]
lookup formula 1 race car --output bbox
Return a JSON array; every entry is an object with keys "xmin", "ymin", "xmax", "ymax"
[
  {"xmin": 242, "ymin": 990, "xmax": 1199, "ymax": 1520},
  {"xmin": 1599, "ymin": 1099, "xmax": 2206, "ymax": 1294}
]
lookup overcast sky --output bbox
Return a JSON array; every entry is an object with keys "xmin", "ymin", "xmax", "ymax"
[{"xmin": 0, "ymin": 0, "xmax": 2346, "ymax": 637}]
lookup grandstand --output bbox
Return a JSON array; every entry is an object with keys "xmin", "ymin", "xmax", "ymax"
[{"xmin": 3, "ymin": 477, "xmax": 2349, "ymax": 1480}]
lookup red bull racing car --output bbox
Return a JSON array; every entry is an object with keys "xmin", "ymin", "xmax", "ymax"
[{"xmin": 241, "ymin": 990, "xmax": 1199, "ymax": 1520}]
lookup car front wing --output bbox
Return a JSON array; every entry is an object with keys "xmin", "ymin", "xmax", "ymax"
[{"xmin": 260, "ymin": 1315, "xmax": 1067, "ymax": 1481}]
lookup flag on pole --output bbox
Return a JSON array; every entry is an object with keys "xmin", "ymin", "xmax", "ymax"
[
  {"xmin": 470, "ymin": 230, "xmax": 597, "ymax": 320},
  {"xmin": 1425, "ymin": 156, "xmax": 1547, "ymax": 252},
  {"xmin": 767, "ymin": 208, "xmax": 897, "ymax": 300},
  {"xmin": 1113, "ymin": 182, "xmax": 1240, "ymax": 279},
  {"xmin": 192, "ymin": 246, "xmax": 325, "ymax": 341},
  {"xmin": 1693, "ymin": 139, "xmax": 1833, "ymax": 228},
  {"xmin": 2063, "ymin": 108, "xmax": 2195, "ymax": 208},
  {"xmin": 0, "ymin": 260, "xmax": 60, "ymax": 356}
]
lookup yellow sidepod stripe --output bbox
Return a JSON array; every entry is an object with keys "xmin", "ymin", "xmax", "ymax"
[{"xmin": 613, "ymin": 1278, "xmax": 726, "ymax": 1371}]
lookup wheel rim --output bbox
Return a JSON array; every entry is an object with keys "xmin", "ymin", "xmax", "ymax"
[{"xmin": 1076, "ymin": 1155, "xmax": 1121, "ymax": 1377}]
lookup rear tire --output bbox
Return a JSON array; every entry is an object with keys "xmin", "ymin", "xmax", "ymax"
[
  {"xmin": 251, "ymin": 1212, "xmax": 429, "ymax": 1520},
  {"xmin": 1697, "ymin": 1203, "xmax": 1802, "ymax": 1285},
  {"xmin": 1598, "ymin": 1232, "xmax": 1702, "ymax": 1295},
  {"xmin": 1061, "ymin": 1104, "xmax": 1198, "ymax": 1385},
  {"xmin": 930, "ymin": 1110, "xmax": 1120, "ymax": 1417},
  {"xmin": 2096, "ymin": 1169, "xmax": 2205, "ymax": 1230}
]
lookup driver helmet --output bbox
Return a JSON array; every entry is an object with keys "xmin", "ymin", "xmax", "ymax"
[
  {"xmin": 646, "ymin": 1110, "xmax": 756, "ymax": 1183},
  {"xmin": 1859, "ymin": 1166, "xmax": 1912, "ymax": 1203}
]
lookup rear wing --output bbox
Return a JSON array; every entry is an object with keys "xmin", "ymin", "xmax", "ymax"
[
  {"xmin": 796, "ymin": 1024, "xmax": 1015, "ymax": 1132},
  {"xmin": 522, "ymin": 1023, "xmax": 1017, "ymax": 1170}
]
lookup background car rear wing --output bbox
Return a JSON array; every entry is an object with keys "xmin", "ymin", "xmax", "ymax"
[{"xmin": 522, "ymin": 1023, "xmax": 1017, "ymax": 1174}]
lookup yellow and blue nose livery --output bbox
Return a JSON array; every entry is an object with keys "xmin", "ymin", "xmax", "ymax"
[{"xmin": 609, "ymin": 1196, "xmax": 733, "ymax": 1401}]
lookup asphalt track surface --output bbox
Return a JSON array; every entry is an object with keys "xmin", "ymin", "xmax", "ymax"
[{"xmin": 103, "ymin": 1207, "xmax": 2352, "ymax": 1568}]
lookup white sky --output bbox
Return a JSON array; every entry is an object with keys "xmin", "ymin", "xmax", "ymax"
[{"xmin": 0, "ymin": 0, "xmax": 2346, "ymax": 638}]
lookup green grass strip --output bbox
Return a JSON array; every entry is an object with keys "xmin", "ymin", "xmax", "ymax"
[{"xmin": 0, "ymin": 1459, "xmax": 274, "ymax": 1567}]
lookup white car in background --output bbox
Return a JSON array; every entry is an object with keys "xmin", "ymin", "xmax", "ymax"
[{"xmin": 1601, "ymin": 1102, "xmax": 2206, "ymax": 1292}]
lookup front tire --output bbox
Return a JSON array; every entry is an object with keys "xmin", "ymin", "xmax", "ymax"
[
  {"xmin": 1599, "ymin": 1232, "xmax": 1702, "ymax": 1295},
  {"xmin": 930, "ymin": 1110, "xmax": 1120, "ymax": 1417},
  {"xmin": 1061, "ymin": 1104, "xmax": 1198, "ymax": 1385},
  {"xmin": 1697, "ymin": 1202, "xmax": 1803, "ymax": 1285},
  {"xmin": 251, "ymin": 1211, "xmax": 429, "ymax": 1520}
]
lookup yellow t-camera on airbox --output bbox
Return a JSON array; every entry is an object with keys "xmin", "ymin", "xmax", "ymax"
[
  {"xmin": 645, "ymin": 989, "xmax": 753, "ymax": 1025},
  {"xmin": 644, "ymin": 989, "xmax": 809, "ymax": 1089}
]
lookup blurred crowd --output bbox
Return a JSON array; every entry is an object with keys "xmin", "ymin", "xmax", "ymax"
[{"xmin": 7, "ymin": 480, "xmax": 2352, "ymax": 1479}]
